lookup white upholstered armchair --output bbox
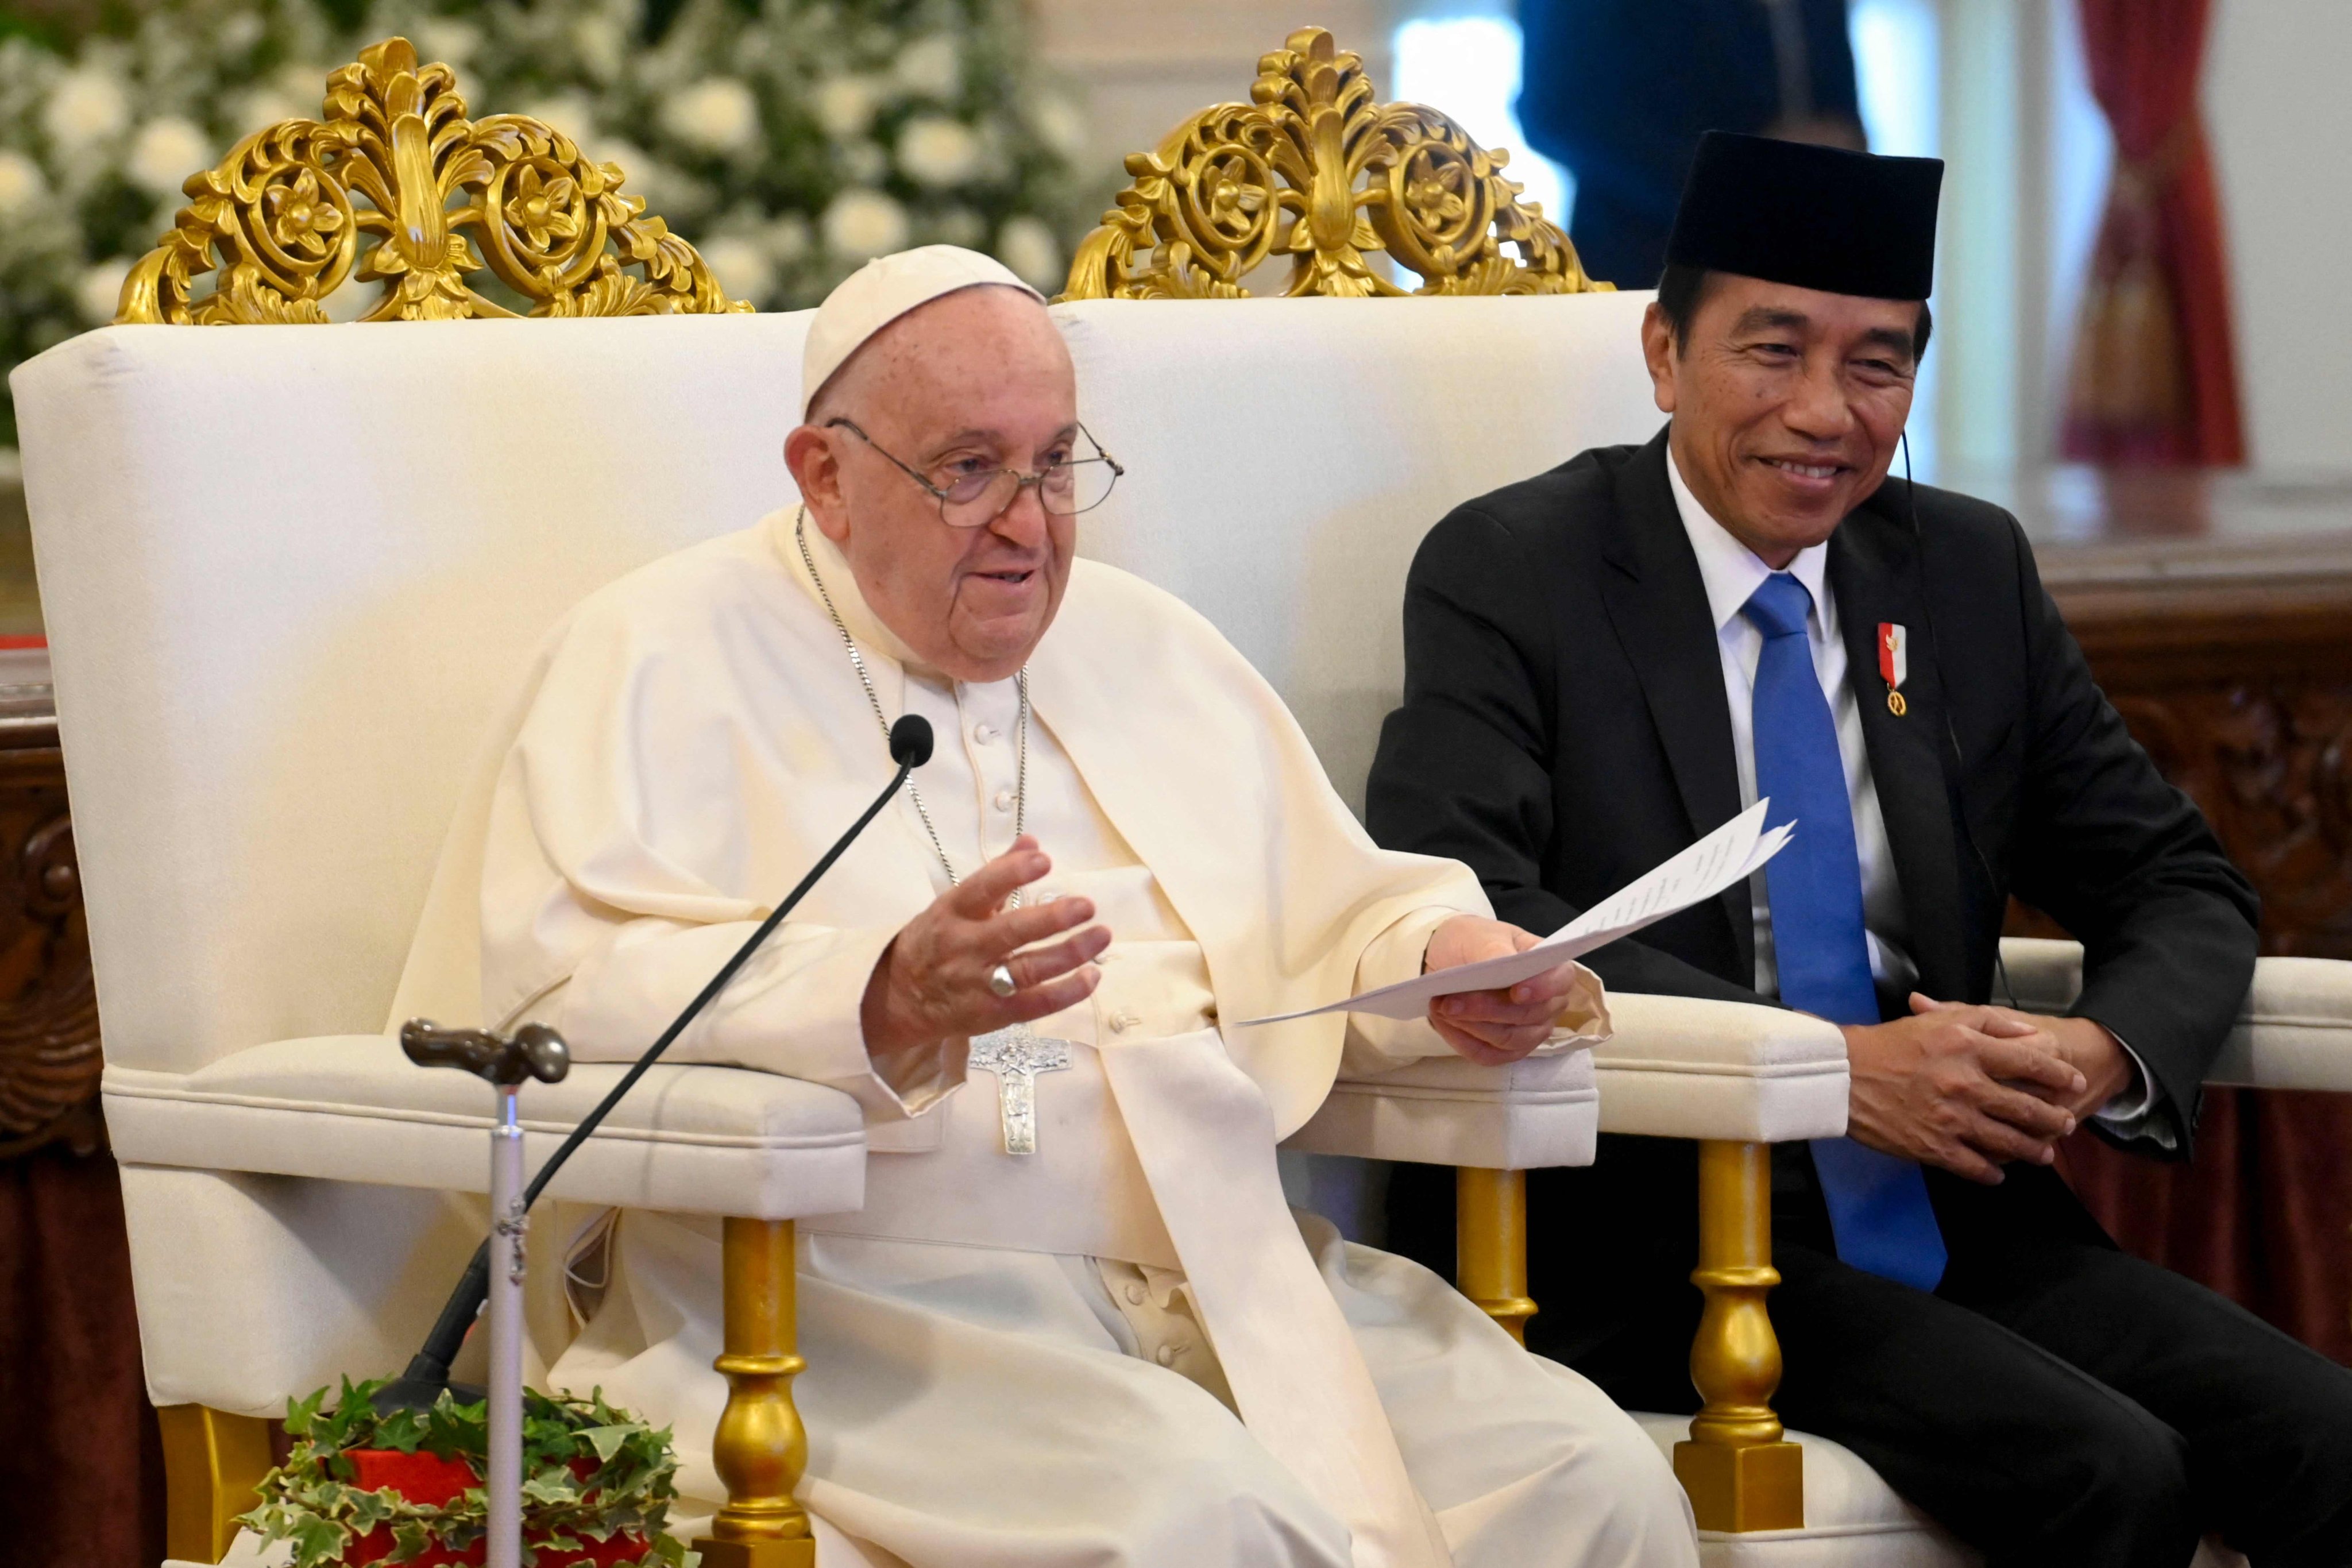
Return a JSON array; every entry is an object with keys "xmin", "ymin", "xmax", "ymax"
[{"xmin": 16, "ymin": 31, "xmax": 2352, "ymax": 1568}]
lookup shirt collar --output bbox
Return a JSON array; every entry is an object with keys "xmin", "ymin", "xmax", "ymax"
[{"xmin": 1666, "ymin": 443, "xmax": 1833, "ymax": 635}]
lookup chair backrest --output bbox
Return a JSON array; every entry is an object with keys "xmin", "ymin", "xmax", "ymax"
[{"xmin": 13, "ymin": 291, "xmax": 1655, "ymax": 1078}]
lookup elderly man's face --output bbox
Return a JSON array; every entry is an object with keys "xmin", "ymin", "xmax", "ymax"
[
  {"xmin": 1643, "ymin": 273, "xmax": 1920, "ymax": 569},
  {"xmin": 787, "ymin": 286, "xmax": 1079, "ymax": 683}
]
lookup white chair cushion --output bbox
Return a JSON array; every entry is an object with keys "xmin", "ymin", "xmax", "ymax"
[
  {"xmin": 1635, "ymin": 1413, "xmax": 1972, "ymax": 1566},
  {"xmin": 1593, "ymin": 994, "xmax": 1851, "ymax": 1143},
  {"xmin": 1635, "ymin": 1414, "xmax": 2251, "ymax": 1566},
  {"xmin": 1281, "ymin": 1048, "xmax": 1598, "ymax": 1170},
  {"xmin": 103, "ymin": 1035, "xmax": 866, "ymax": 1220}
]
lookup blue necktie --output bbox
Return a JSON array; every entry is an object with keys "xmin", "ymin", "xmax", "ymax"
[{"xmin": 1742, "ymin": 573, "xmax": 1948, "ymax": 1293}]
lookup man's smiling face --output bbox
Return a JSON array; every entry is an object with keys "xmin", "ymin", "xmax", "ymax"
[{"xmin": 1642, "ymin": 272, "xmax": 1922, "ymax": 569}]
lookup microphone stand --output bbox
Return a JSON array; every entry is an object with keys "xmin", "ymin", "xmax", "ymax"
[
  {"xmin": 377, "ymin": 713, "xmax": 936, "ymax": 1427},
  {"xmin": 398, "ymin": 1022, "xmax": 571, "ymax": 1568}
]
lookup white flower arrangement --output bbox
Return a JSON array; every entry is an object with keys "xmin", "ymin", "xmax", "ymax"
[
  {"xmin": 0, "ymin": 0, "xmax": 351, "ymax": 448},
  {"xmin": 0, "ymin": 0, "xmax": 1089, "ymax": 451}
]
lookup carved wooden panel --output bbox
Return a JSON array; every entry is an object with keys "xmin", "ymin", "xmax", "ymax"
[
  {"xmin": 2004, "ymin": 469, "xmax": 2352, "ymax": 959},
  {"xmin": 2100, "ymin": 682, "xmax": 2352, "ymax": 956},
  {"xmin": 0, "ymin": 698, "xmax": 99, "ymax": 1157}
]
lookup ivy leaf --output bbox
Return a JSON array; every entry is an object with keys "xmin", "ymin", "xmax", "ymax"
[
  {"xmin": 284, "ymin": 1385, "xmax": 328, "ymax": 1439},
  {"xmin": 373, "ymin": 1406, "xmax": 427, "ymax": 1454},
  {"xmin": 288, "ymin": 1515, "xmax": 347, "ymax": 1568},
  {"xmin": 347, "ymin": 1486, "xmax": 396, "ymax": 1530},
  {"xmin": 388, "ymin": 1520, "xmax": 433, "ymax": 1562},
  {"xmin": 578, "ymin": 1423, "xmax": 645, "ymax": 1462}
]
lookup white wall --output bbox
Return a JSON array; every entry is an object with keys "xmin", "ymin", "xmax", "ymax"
[{"xmin": 2206, "ymin": 0, "xmax": 2352, "ymax": 470}]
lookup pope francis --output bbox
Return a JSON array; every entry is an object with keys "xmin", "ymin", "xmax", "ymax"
[{"xmin": 396, "ymin": 246, "xmax": 1696, "ymax": 1568}]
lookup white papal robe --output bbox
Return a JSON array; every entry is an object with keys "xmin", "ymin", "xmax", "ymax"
[{"xmin": 392, "ymin": 509, "xmax": 1698, "ymax": 1568}]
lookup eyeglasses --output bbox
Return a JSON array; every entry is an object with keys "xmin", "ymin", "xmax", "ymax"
[{"xmin": 827, "ymin": 418, "xmax": 1125, "ymax": 528}]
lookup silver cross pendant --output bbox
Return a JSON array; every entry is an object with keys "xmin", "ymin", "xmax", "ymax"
[{"xmin": 967, "ymin": 1021, "xmax": 1074, "ymax": 1155}]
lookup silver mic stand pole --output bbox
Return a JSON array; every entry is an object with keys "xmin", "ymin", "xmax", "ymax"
[{"xmin": 403, "ymin": 1021, "xmax": 572, "ymax": 1568}]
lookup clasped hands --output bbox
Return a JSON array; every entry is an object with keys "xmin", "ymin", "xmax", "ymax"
[
  {"xmin": 1840, "ymin": 994, "xmax": 2137, "ymax": 1185},
  {"xmin": 860, "ymin": 835, "xmax": 1578, "ymax": 1073}
]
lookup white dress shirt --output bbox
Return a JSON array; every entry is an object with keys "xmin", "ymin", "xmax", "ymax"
[{"xmin": 1666, "ymin": 450, "xmax": 2159, "ymax": 1133}]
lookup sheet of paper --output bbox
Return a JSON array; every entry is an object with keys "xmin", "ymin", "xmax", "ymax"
[{"xmin": 1234, "ymin": 799, "xmax": 1790, "ymax": 1026}]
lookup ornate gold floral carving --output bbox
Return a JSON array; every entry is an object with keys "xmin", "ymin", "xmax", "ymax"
[
  {"xmin": 1061, "ymin": 26, "xmax": 1608, "ymax": 302},
  {"xmin": 118, "ymin": 38, "xmax": 749, "ymax": 325}
]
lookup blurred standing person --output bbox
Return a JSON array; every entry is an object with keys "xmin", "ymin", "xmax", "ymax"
[{"xmin": 1518, "ymin": 0, "xmax": 1866, "ymax": 286}]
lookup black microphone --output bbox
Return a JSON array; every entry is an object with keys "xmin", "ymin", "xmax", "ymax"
[
  {"xmin": 890, "ymin": 713, "xmax": 934, "ymax": 767},
  {"xmin": 374, "ymin": 717, "xmax": 933, "ymax": 1413}
]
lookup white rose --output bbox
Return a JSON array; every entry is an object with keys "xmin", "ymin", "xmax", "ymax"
[
  {"xmin": 699, "ymin": 236, "xmax": 775, "ymax": 306},
  {"xmin": 933, "ymin": 206, "xmax": 984, "ymax": 248},
  {"xmin": 822, "ymin": 188, "xmax": 908, "ymax": 261},
  {"xmin": 812, "ymin": 76, "xmax": 878, "ymax": 140},
  {"xmin": 217, "ymin": 13, "xmax": 265, "ymax": 55},
  {"xmin": 127, "ymin": 117, "xmax": 210, "ymax": 198},
  {"xmin": 764, "ymin": 213, "xmax": 812, "ymax": 263},
  {"xmin": 275, "ymin": 63, "xmax": 328, "ymax": 101},
  {"xmin": 413, "ymin": 20, "xmax": 481, "ymax": 69},
  {"xmin": 1028, "ymin": 94, "xmax": 1088, "ymax": 163},
  {"xmin": 0, "ymin": 150, "xmax": 49, "ymax": 217},
  {"xmin": 662, "ymin": 78, "xmax": 761, "ymax": 157},
  {"xmin": 75, "ymin": 257, "xmax": 133, "ymax": 326},
  {"xmin": 571, "ymin": 14, "xmax": 627, "ymax": 83},
  {"xmin": 840, "ymin": 140, "xmax": 886, "ymax": 185},
  {"xmin": 523, "ymin": 95, "xmax": 597, "ymax": 144},
  {"xmin": 41, "ymin": 67, "xmax": 130, "ymax": 154},
  {"xmin": 895, "ymin": 115, "xmax": 980, "ymax": 188},
  {"xmin": 894, "ymin": 35, "xmax": 961, "ymax": 101},
  {"xmin": 995, "ymin": 216, "xmax": 1062, "ymax": 291},
  {"xmin": 231, "ymin": 87, "xmax": 307, "ymax": 134}
]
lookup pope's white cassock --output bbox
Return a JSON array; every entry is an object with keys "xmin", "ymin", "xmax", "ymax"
[{"xmin": 393, "ymin": 501, "xmax": 1697, "ymax": 1567}]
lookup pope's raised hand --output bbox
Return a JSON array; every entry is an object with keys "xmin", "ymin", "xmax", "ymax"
[
  {"xmin": 1422, "ymin": 914, "xmax": 1584, "ymax": 1066},
  {"xmin": 861, "ymin": 836, "xmax": 1110, "ymax": 1069}
]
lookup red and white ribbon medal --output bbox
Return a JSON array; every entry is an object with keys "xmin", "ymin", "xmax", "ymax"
[{"xmin": 1879, "ymin": 623, "xmax": 1909, "ymax": 716}]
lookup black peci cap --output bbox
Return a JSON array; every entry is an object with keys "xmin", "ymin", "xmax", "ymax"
[{"xmin": 1664, "ymin": 130, "xmax": 1944, "ymax": 301}]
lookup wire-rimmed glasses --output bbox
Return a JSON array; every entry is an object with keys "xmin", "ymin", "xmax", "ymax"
[{"xmin": 827, "ymin": 418, "xmax": 1125, "ymax": 528}]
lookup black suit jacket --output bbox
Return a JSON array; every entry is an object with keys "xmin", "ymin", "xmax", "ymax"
[{"xmin": 1366, "ymin": 430, "xmax": 2260, "ymax": 1358}]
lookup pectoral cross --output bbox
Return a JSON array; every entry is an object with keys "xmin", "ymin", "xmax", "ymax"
[{"xmin": 967, "ymin": 1021, "xmax": 1073, "ymax": 1156}]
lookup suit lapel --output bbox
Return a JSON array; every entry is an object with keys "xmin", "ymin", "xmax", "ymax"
[
  {"xmin": 1828, "ymin": 504, "xmax": 1973, "ymax": 1001},
  {"xmin": 1596, "ymin": 431, "xmax": 1752, "ymax": 975}
]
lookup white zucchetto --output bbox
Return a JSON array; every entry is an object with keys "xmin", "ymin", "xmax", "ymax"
[{"xmin": 800, "ymin": 245, "xmax": 1046, "ymax": 418}]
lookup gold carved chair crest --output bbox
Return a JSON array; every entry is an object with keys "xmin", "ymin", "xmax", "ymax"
[
  {"xmin": 117, "ymin": 37, "xmax": 747, "ymax": 326},
  {"xmin": 1060, "ymin": 26, "xmax": 1609, "ymax": 301}
]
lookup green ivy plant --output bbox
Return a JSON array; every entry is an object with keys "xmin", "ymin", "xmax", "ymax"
[{"xmin": 239, "ymin": 1376, "xmax": 698, "ymax": 1567}]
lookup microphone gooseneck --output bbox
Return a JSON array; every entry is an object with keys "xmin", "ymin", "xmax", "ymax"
[{"xmin": 375, "ymin": 741, "xmax": 925, "ymax": 1413}]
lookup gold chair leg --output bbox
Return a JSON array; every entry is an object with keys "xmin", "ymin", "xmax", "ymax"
[
  {"xmin": 1674, "ymin": 1140, "xmax": 1803, "ymax": 1531},
  {"xmin": 1455, "ymin": 1165, "xmax": 1536, "ymax": 1344},
  {"xmin": 694, "ymin": 1216, "xmax": 818, "ymax": 1568},
  {"xmin": 157, "ymin": 1403, "xmax": 272, "ymax": 1564}
]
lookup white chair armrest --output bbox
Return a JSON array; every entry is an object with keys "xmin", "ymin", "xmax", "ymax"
[
  {"xmin": 103, "ymin": 1034, "xmax": 867, "ymax": 1220},
  {"xmin": 2210, "ymin": 957, "xmax": 2352, "ymax": 1091},
  {"xmin": 2000, "ymin": 936, "xmax": 2352, "ymax": 1092},
  {"xmin": 1282, "ymin": 1049, "xmax": 1598, "ymax": 1169},
  {"xmin": 1996, "ymin": 936, "xmax": 2087, "ymax": 1014},
  {"xmin": 1592, "ymin": 993, "xmax": 1849, "ymax": 1142}
]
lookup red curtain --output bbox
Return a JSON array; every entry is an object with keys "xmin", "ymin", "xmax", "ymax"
[
  {"xmin": 2059, "ymin": 1090, "xmax": 2352, "ymax": 1365},
  {"xmin": 2061, "ymin": 0, "xmax": 2245, "ymax": 465},
  {"xmin": 0, "ymin": 1146, "xmax": 167, "ymax": 1568}
]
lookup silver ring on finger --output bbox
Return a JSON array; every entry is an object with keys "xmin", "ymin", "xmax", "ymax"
[{"xmin": 987, "ymin": 962, "xmax": 1018, "ymax": 998}]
